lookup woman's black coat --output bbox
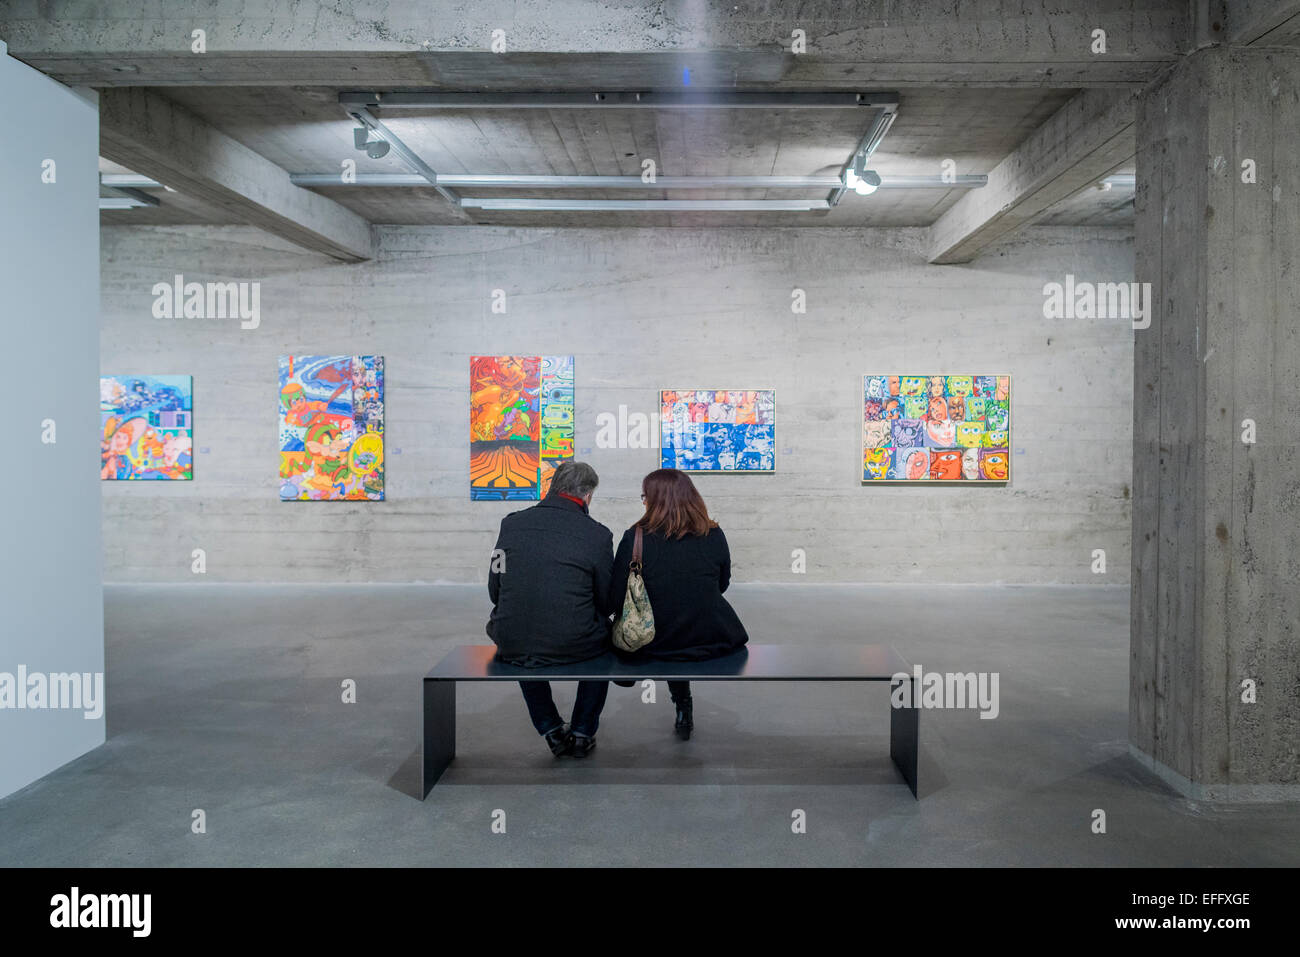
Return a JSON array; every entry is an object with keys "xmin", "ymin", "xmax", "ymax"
[{"xmin": 609, "ymin": 525, "xmax": 749, "ymax": 660}]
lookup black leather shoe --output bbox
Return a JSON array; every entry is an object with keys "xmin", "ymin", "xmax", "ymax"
[
  {"xmin": 674, "ymin": 696, "xmax": 694, "ymax": 740},
  {"xmin": 544, "ymin": 726, "xmax": 573, "ymax": 757},
  {"xmin": 570, "ymin": 734, "xmax": 597, "ymax": 758}
]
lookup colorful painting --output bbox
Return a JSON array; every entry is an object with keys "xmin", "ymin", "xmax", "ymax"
[
  {"xmin": 862, "ymin": 374, "xmax": 1010, "ymax": 483},
  {"xmin": 100, "ymin": 375, "xmax": 193, "ymax": 480},
  {"xmin": 660, "ymin": 390, "xmax": 776, "ymax": 472},
  {"xmin": 278, "ymin": 355, "xmax": 384, "ymax": 501},
  {"xmin": 470, "ymin": 355, "xmax": 574, "ymax": 500}
]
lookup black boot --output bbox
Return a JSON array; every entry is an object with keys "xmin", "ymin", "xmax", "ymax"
[
  {"xmin": 674, "ymin": 696, "xmax": 694, "ymax": 740},
  {"xmin": 544, "ymin": 726, "xmax": 574, "ymax": 757}
]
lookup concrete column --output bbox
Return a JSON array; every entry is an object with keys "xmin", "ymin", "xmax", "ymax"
[
  {"xmin": 0, "ymin": 46, "xmax": 105, "ymax": 798},
  {"xmin": 1130, "ymin": 45, "xmax": 1300, "ymax": 800}
]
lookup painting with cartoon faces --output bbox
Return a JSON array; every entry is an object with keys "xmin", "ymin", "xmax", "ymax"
[
  {"xmin": 661, "ymin": 389, "xmax": 775, "ymax": 472},
  {"xmin": 891, "ymin": 447, "xmax": 931, "ymax": 481},
  {"xmin": 955, "ymin": 421, "xmax": 984, "ymax": 448},
  {"xmin": 903, "ymin": 395, "xmax": 928, "ymax": 419},
  {"xmin": 863, "ymin": 447, "xmax": 891, "ymax": 480},
  {"xmin": 925, "ymin": 418, "xmax": 956, "ymax": 447},
  {"xmin": 282, "ymin": 356, "xmax": 385, "ymax": 500},
  {"xmin": 900, "ymin": 376, "xmax": 927, "ymax": 396},
  {"xmin": 862, "ymin": 373, "xmax": 1010, "ymax": 482},
  {"xmin": 891, "ymin": 418, "xmax": 925, "ymax": 447},
  {"xmin": 863, "ymin": 421, "xmax": 891, "ymax": 448},
  {"xmin": 979, "ymin": 447, "xmax": 1009, "ymax": 481},
  {"xmin": 930, "ymin": 448, "xmax": 963, "ymax": 480},
  {"xmin": 101, "ymin": 375, "xmax": 193, "ymax": 480}
]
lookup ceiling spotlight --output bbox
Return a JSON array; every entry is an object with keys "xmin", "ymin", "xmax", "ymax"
[
  {"xmin": 843, "ymin": 161, "xmax": 881, "ymax": 195},
  {"xmin": 353, "ymin": 126, "xmax": 391, "ymax": 159},
  {"xmin": 854, "ymin": 170, "xmax": 882, "ymax": 195}
]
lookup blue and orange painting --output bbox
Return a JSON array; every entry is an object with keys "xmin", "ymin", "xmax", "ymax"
[
  {"xmin": 100, "ymin": 375, "xmax": 193, "ymax": 480},
  {"xmin": 660, "ymin": 390, "xmax": 776, "ymax": 472},
  {"xmin": 278, "ymin": 355, "xmax": 384, "ymax": 501}
]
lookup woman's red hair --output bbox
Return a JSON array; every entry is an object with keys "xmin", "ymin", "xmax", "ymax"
[{"xmin": 635, "ymin": 468, "xmax": 718, "ymax": 539}]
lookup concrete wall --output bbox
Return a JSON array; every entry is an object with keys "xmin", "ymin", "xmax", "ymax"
[
  {"xmin": 100, "ymin": 223, "xmax": 1134, "ymax": 585},
  {"xmin": 1, "ymin": 47, "xmax": 105, "ymax": 799},
  {"xmin": 1131, "ymin": 46, "xmax": 1300, "ymax": 797}
]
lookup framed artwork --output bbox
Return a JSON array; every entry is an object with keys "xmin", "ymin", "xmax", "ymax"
[
  {"xmin": 660, "ymin": 390, "xmax": 776, "ymax": 472},
  {"xmin": 470, "ymin": 355, "xmax": 574, "ymax": 500},
  {"xmin": 862, "ymin": 374, "xmax": 1010, "ymax": 483},
  {"xmin": 100, "ymin": 375, "xmax": 193, "ymax": 480},
  {"xmin": 278, "ymin": 355, "xmax": 385, "ymax": 501}
]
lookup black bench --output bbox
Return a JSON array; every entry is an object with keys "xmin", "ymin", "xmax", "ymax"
[{"xmin": 422, "ymin": 644, "xmax": 920, "ymax": 799}]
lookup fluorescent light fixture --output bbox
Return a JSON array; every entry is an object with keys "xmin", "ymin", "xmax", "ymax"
[
  {"xmin": 290, "ymin": 172, "xmax": 989, "ymax": 189},
  {"xmin": 459, "ymin": 198, "xmax": 831, "ymax": 212},
  {"xmin": 98, "ymin": 197, "xmax": 150, "ymax": 209}
]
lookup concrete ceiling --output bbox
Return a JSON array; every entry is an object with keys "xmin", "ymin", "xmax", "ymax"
[
  {"xmin": 102, "ymin": 84, "xmax": 1133, "ymax": 229},
  {"xmin": 1037, "ymin": 164, "xmax": 1136, "ymax": 227},
  {"xmin": 29, "ymin": 0, "xmax": 1299, "ymax": 249}
]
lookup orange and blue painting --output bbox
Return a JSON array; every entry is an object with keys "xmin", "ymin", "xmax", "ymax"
[
  {"xmin": 470, "ymin": 355, "xmax": 574, "ymax": 500},
  {"xmin": 862, "ymin": 374, "xmax": 1010, "ymax": 483},
  {"xmin": 279, "ymin": 355, "xmax": 384, "ymax": 501},
  {"xmin": 100, "ymin": 375, "xmax": 193, "ymax": 480}
]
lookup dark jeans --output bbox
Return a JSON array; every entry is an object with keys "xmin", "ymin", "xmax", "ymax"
[{"xmin": 519, "ymin": 681, "xmax": 609, "ymax": 738}]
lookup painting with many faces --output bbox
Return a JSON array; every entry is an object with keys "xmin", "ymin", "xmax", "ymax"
[
  {"xmin": 660, "ymin": 390, "xmax": 775, "ymax": 472},
  {"xmin": 862, "ymin": 374, "xmax": 1010, "ymax": 483}
]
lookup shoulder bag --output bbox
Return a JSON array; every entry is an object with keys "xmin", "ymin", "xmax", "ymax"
[{"xmin": 612, "ymin": 526, "xmax": 655, "ymax": 652}]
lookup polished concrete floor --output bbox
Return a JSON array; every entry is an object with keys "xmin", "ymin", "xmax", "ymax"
[{"xmin": 2, "ymin": 583, "xmax": 1297, "ymax": 867}]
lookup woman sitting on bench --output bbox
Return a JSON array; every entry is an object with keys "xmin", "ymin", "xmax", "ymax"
[{"xmin": 609, "ymin": 468, "xmax": 750, "ymax": 739}]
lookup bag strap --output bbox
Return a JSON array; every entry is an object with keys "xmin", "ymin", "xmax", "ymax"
[{"xmin": 631, "ymin": 525, "xmax": 643, "ymax": 573}]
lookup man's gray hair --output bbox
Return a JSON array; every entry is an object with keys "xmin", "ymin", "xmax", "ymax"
[{"xmin": 550, "ymin": 461, "xmax": 599, "ymax": 498}]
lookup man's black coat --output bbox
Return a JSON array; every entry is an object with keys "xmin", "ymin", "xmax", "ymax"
[{"xmin": 486, "ymin": 493, "xmax": 616, "ymax": 666}]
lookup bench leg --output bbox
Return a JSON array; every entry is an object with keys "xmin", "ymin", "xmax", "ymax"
[
  {"xmin": 889, "ymin": 678, "xmax": 919, "ymax": 799},
  {"xmin": 422, "ymin": 678, "xmax": 456, "ymax": 798}
]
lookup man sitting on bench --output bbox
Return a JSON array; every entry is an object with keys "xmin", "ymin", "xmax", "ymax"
[{"xmin": 486, "ymin": 461, "xmax": 616, "ymax": 758}]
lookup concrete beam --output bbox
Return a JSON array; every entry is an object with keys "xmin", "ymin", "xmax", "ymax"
[
  {"xmin": 1228, "ymin": 0, "xmax": 1300, "ymax": 45},
  {"xmin": 98, "ymin": 88, "xmax": 374, "ymax": 261},
  {"xmin": 0, "ymin": 0, "xmax": 1188, "ymax": 88},
  {"xmin": 926, "ymin": 88, "xmax": 1137, "ymax": 264}
]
